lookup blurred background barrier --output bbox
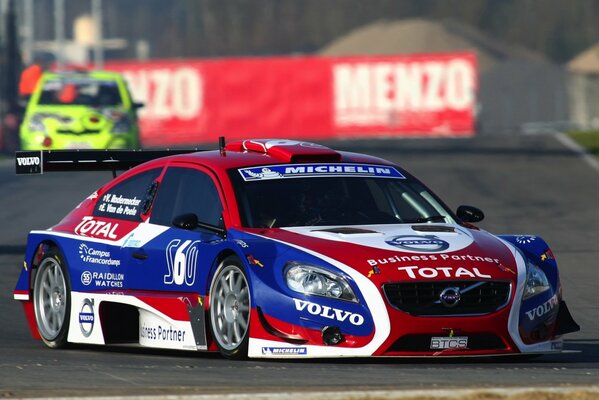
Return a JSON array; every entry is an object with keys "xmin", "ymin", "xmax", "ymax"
[
  {"xmin": 3, "ymin": 0, "xmax": 599, "ymax": 149},
  {"xmin": 104, "ymin": 53, "xmax": 476, "ymax": 146}
]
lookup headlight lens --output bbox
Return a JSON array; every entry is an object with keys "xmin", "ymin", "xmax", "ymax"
[
  {"xmin": 27, "ymin": 114, "xmax": 47, "ymax": 133},
  {"xmin": 523, "ymin": 261, "xmax": 550, "ymax": 299},
  {"xmin": 112, "ymin": 115, "xmax": 132, "ymax": 134},
  {"xmin": 285, "ymin": 262, "xmax": 357, "ymax": 302}
]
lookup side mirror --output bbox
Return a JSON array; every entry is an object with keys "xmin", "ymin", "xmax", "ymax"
[
  {"xmin": 172, "ymin": 213, "xmax": 199, "ymax": 230},
  {"xmin": 133, "ymin": 101, "xmax": 144, "ymax": 109},
  {"xmin": 456, "ymin": 205, "xmax": 484, "ymax": 223},
  {"xmin": 172, "ymin": 212, "xmax": 227, "ymax": 236}
]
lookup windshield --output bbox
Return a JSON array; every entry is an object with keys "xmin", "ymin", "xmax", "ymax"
[
  {"xmin": 38, "ymin": 78, "xmax": 123, "ymax": 107},
  {"xmin": 230, "ymin": 167, "xmax": 455, "ymax": 228}
]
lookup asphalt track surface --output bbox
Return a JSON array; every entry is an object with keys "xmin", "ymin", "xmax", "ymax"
[{"xmin": 0, "ymin": 134, "xmax": 598, "ymax": 398}]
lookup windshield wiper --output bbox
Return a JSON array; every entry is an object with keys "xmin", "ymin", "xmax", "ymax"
[{"xmin": 403, "ymin": 215, "xmax": 447, "ymax": 223}]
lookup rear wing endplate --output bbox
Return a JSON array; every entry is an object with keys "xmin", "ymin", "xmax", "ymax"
[{"xmin": 15, "ymin": 149, "xmax": 204, "ymax": 175}]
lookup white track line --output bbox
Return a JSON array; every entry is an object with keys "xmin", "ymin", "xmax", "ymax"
[
  {"xmin": 21, "ymin": 386, "xmax": 599, "ymax": 400},
  {"xmin": 555, "ymin": 132, "xmax": 599, "ymax": 174}
]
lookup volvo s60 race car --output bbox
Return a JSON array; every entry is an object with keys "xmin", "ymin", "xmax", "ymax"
[{"xmin": 13, "ymin": 139, "xmax": 579, "ymax": 359}]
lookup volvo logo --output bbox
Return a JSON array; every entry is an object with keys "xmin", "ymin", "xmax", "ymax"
[
  {"xmin": 439, "ymin": 287, "xmax": 461, "ymax": 308},
  {"xmin": 385, "ymin": 235, "xmax": 450, "ymax": 252},
  {"xmin": 79, "ymin": 298, "xmax": 95, "ymax": 337}
]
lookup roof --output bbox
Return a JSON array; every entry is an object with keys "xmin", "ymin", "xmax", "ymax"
[
  {"xmin": 319, "ymin": 18, "xmax": 546, "ymax": 72},
  {"xmin": 568, "ymin": 42, "xmax": 599, "ymax": 73},
  {"xmin": 42, "ymin": 70, "xmax": 125, "ymax": 81}
]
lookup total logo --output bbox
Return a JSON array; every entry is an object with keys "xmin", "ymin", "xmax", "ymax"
[
  {"xmin": 386, "ymin": 235, "xmax": 450, "ymax": 252},
  {"xmin": 398, "ymin": 265, "xmax": 492, "ymax": 279},
  {"xmin": 293, "ymin": 299, "xmax": 364, "ymax": 326},
  {"xmin": 79, "ymin": 298, "xmax": 95, "ymax": 337},
  {"xmin": 74, "ymin": 216, "xmax": 119, "ymax": 239}
]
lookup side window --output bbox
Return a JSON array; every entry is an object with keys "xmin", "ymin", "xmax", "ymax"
[
  {"xmin": 93, "ymin": 168, "xmax": 161, "ymax": 221},
  {"xmin": 151, "ymin": 167, "xmax": 223, "ymax": 229}
]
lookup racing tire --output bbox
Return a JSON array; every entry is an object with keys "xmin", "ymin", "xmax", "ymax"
[
  {"xmin": 209, "ymin": 256, "xmax": 251, "ymax": 359},
  {"xmin": 33, "ymin": 248, "xmax": 71, "ymax": 348}
]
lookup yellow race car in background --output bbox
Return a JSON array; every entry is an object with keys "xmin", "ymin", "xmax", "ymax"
[{"xmin": 20, "ymin": 70, "xmax": 142, "ymax": 150}]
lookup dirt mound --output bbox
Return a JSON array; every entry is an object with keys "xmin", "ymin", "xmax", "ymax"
[{"xmin": 319, "ymin": 18, "xmax": 545, "ymax": 71}]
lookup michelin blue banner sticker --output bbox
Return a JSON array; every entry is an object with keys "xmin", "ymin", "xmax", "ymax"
[{"xmin": 238, "ymin": 163, "xmax": 405, "ymax": 181}]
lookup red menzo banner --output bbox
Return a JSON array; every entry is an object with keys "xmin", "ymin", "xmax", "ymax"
[{"xmin": 104, "ymin": 52, "xmax": 477, "ymax": 147}]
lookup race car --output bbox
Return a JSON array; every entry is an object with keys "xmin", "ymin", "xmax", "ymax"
[
  {"xmin": 19, "ymin": 70, "xmax": 142, "ymax": 150},
  {"xmin": 13, "ymin": 138, "xmax": 579, "ymax": 359}
]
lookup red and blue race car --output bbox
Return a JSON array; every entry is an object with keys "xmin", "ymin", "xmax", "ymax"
[{"xmin": 13, "ymin": 139, "xmax": 579, "ymax": 358}]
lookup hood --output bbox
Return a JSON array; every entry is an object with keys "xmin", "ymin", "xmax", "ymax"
[
  {"xmin": 254, "ymin": 224, "xmax": 518, "ymax": 282},
  {"xmin": 29, "ymin": 106, "xmax": 127, "ymax": 134}
]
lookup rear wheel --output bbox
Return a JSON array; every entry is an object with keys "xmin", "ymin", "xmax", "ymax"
[
  {"xmin": 209, "ymin": 257, "xmax": 251, "ymax": 359},
  {"xmin": 33, "ymin": 249, "xmax": 71, "ymax": 348}
]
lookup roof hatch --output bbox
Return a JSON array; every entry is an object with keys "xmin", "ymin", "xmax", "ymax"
[{"xmin": 225, "ymin": 139, "xmax": 341, "ymax": 163}]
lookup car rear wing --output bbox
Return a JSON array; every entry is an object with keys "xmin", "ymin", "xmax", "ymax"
[{"xmin": 15, "ymin": 149, "xmax": 205, "ymax": 176}]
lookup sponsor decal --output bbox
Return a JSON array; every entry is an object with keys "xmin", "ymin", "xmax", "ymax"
[
  {"xmin": 96, "ymin": 193, "xmax": 142, "ymax": 217},
  {"xmin": 164, "ymin": 239, "xmax": 200, "ymax": 286},
  {"xmin": 551, "ymin": 341, "xmax": 563, "ymax": 351},
  {"xmin": 74, "ymin": 216, "xmax": 119, "ymax": 239},
  {"xmin": 385, "ymin": 235, "xmax": 449, "ymax": 252},
  {"xmin": 430, "ymin": 336, "xmax": 468, "ymax": 350},
  {"xmin": 122, "ymin": 232, "xmax": 142, "ymax": 248},
  {"xmin": 293, "ymin": 298, "xmax": 364, "ymax": 326},
  {"xmin": 123, "ymin": 67, "xmax": 203, "ymax": 120},
  {"xmin": 81, "ymin": 271, "xmax": 92, "ymax": 286},
  {"xmin": 246, "ymin": 254, "xmax": 264, "ymax": 267},
  {"xmin": 525, "ymin": 295, "xmax": 559, "ymax": 321},
  {"xmin": 16, "ymin": 156, "xmax": 40, "ymax": 166},
  {"xmin": 367, "ymin": 253, "xmax": 500, "ymax": 267},
  {"xmin": 87, "ymin": 191, "xmax": 99, "ymax": 200},
  {"xmin": 79, "ymin": 243, "xmax": 121, "ymax": 266},
  {"xmin": 238, "ymin": 163, "xmax": 405, "ymax": 181},
  {"xmin": 233, "ymin": 239, "xmax": 249, "ymax": 248},
  {"xmin": 140, "ymin": 323, "xmax": 187, "ymax": 342},
  {"xmin": 333, "ymin": 59, "xmax": 475, "ymax": 126},
  {"xmin": 261, "ymin": 347, "xmax": 307, "ymax": 356},
  {"xmin": 79, "ymin": 298, "xmax": 95, "ymax": 337},
  {"xmin": 80, "ymin": 270, "xmax": 124, "ymax": 288},
  {"xmin": 397, "ymin": 265, "xmax": 492, "ymax": 279},
  {"xmin": 540, "ymin": 250, "xmax": 555, "ymax": 262},
  {"xmin": 516, "ymin": 235, "xmax": 536, "ymax": 244},
  {"xmin": 367, "ymin": 265, "xmax": 381, "ymax": 278}
]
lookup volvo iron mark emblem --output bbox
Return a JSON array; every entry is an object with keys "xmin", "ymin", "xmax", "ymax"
[{"xmin": 439, "ymin": 287, "xmax": 461, "ymax": 308}]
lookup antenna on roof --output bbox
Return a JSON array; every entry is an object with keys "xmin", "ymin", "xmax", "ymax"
[{"xmin": 219, "ymin": 136, "xmax": 226, "ymax": 156}]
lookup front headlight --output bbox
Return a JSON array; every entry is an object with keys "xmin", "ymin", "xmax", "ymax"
[
  {"xmin": 111, "ymin": 115, "xmax": 132, "ymax": 134},
  {"xmin": 285, "ymin": 262, "xmax": 357, "ymax": 302},
  {"xmin": 523, "ymin": 261, "xmax": 550, "ymax": 299},
  {"xmin": 27, "ymin": 114, "xmax": 47, "ymax": 133}
]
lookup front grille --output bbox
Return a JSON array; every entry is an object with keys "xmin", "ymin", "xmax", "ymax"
[
  {"xmin": 388, "ymin": 333, "xmax": 507, "ymax": 352},
  {"xmin": 56, "ymin": 129, "xmax": 101, "ymax": 135},
  {"xmin": 383, "ymin": 280, "xmax": 511, "ymax": 316}
]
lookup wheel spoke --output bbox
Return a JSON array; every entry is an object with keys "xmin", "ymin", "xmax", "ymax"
[
  {"xmin": 233, "ymin": 273, "xmax": 242, "ymax": 293},
  {"xmin": 225, "ymin": 321, "xmax": 234, "ymax": 344},
  {"xmin": 238, "ymin": 313, "xmax": 248, "ymax": 330},
  {"xmin": 219, "ymin": 276, "xmax": 230, "ymax": 295}
]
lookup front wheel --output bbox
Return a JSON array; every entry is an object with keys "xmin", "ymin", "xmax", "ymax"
[
  {"xmin": 33, "ymin": 248, "xmax": 71, "ymax": 348},
  {"xmin": 209, "ymin": 257, "xmax": 251, "ymax": 359}
]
